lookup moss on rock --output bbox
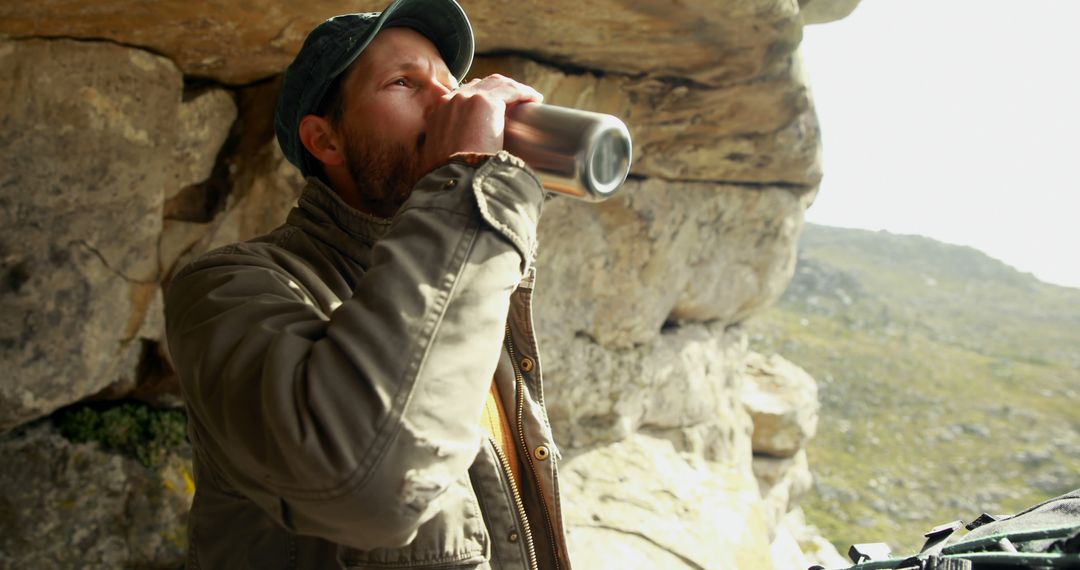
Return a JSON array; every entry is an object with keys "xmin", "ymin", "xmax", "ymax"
[{"xmin": 53, "ymin": 402, "xmax": 186, "ymax": 468}]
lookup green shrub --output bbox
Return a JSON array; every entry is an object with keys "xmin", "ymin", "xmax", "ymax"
[{"xmin": 54, "ymin": 402, "xmax": 187, "ymax": 468}]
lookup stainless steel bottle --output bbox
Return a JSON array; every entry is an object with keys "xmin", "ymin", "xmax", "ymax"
[{"xmin": 503, "ymin": 103, "xmax": 633, "ymax": 202}]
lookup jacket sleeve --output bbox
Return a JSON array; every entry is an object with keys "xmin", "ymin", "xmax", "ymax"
[{"xmin": 164, "ymin": 151, "xmax": 543, "ymax": 549}]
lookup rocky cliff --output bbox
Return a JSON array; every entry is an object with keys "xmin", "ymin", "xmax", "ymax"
[{"xmin": 0, "ymin": 1, "xmax": 857, "ymax": 567}]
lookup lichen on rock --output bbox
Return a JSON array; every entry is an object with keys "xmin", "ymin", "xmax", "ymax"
[{"xmin": 0, "ymin": 420, "xmax": 193, "ymax": 568}]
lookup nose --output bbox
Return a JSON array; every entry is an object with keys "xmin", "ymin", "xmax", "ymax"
[
  {"xmin": 431, "ymin": 79, "xmax": 453, "ymax": 96},
  {"xmin": 422, "ymin": 79, "xmax": 453, "ymax": 117}
]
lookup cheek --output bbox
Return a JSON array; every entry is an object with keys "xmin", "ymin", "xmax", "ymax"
[{"xmin": 364, "ymin": 99, "xmax": 427, "ymax": 144}]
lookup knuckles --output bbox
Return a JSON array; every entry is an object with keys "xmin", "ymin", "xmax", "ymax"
[
  {"xmin": 444, "ymin": 90, "xmax": 503, "ymax": 114},
  {"xmin": 419, "ymin": 73, "xmax": 538, "ymax": 159}
]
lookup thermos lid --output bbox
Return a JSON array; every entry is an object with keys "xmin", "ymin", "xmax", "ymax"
[{"xmin": 585, "ymin": 120, "xmax": 633, "ymax": 198}]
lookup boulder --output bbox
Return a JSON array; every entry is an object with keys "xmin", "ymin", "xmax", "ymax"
[
  {"xmin": 540, "ymin": 322, "xmax": 753, "ymax": 464},
  {"xmin": 169, "ymin": 88, "xmax": 237, "ymax": 200},
  {"xmin": 0, "ymin": 39, "xmax": 235, "ymax": 430},
  {"xmin": 472, "ymin": 55, "xmax": 821, "ymax": 185},
  {"xmin": 770, "ymin": 513, "xmax": 847, "ymax": 570},
  {"xmin": 742, "ymin": 352, "xmax": 820, "ymax": 457},
  {"xmin": 535, "ymin": 179, "xmax": 809, "ymax": 348},
  {"xmin": 197, "ymin": 141, "xmax": 304, "ymax": 249},
  {"xmin": 754, "ymin": 449, "xmax": 814, "ymax": 536},
  {"xmin": 770, "ymin": 521, "xmax": 812, "ymax": 570},
  {"xmin": 162, "ymin": 80, "xmax": 302, "ymax": 280},
  {"xmin": 800, "ymin": 0, "xmax": 863, "ymax": 25},
  {"xmin": 161, "ymin": 143, "xmax": 304, "ymax": 281},
  {"xmin": 0, "ymin": 0, "xmax": 804, "ymax": 87},
  {"xmin": 0, "ymin": 422, "xmax": 192, "ymax": 568},
  {"xmin": 777, "ymin": 508, "xmax": 850, "ymax": 570},
  {"xmin": 0, "ymin": 39, "xmax": 173, "ymax": 431},
  {"xmin": 560, "ymin": 434, "xmax": 774, "ymax": 570}
]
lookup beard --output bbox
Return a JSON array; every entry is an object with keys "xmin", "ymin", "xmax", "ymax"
[{"xmin": 343, "ymin": 127, "xmax": 425, "ymax": 217}]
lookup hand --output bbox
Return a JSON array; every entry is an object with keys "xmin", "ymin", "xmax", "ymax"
[{"xmin": 419, "ymin": 74, "xmax": 543, "ymax": 172}]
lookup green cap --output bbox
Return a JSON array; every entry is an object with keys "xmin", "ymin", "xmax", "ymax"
[{"xmin": 274, "ymin": 0, "xmax": 474, "ymax": 177}]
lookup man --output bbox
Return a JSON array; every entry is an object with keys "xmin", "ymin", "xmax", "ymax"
[{"xmin": 164, "ymin": 0, "xmax": 571, "ymax": 568}]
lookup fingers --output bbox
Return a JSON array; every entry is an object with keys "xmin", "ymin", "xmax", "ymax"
[
  {"xmin": 451, "ymin": 74, "xmax": 543, "ymax": 106},
  {"xmin": 418, "ymin": 74, "xmax": 544, "ymax": 166}
]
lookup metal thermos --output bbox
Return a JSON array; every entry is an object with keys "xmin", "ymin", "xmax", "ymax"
[{"xmin": 503, "ymin": 103, "xmax": 633, "ymax": 202}]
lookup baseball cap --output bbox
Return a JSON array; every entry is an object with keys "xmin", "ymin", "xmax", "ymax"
[{"xmin": 274, "ymin": 0, "xmax": 475, "ymax": 177}]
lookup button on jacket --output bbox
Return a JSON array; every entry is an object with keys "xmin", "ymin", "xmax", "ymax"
[{"xmin": 164, "ymin": 152, "xmax": 572, "ymax": 569}]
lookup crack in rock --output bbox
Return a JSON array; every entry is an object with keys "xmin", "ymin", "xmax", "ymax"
[
  {"xmin": 579, "ymin": 522, "xmax": 708, "ymax": 570},
  {"xmin": 73, "ymin": 239, "xmax": 154, "ymax": 285}
]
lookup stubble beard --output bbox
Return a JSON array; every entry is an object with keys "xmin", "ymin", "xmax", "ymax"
[{"xmin": 345, "ymin": 128, "xmax": 425, "ymax": 217}]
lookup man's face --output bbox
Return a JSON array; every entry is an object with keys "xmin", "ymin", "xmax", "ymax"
[{"xmin": 334, "ymin": 27, "xmax": 457, "ymax": 215}]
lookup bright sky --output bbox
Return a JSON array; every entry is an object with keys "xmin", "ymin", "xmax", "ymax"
[{"xmin": 799, "ymin": 0, "xmax": 1080, "ymax": 288}]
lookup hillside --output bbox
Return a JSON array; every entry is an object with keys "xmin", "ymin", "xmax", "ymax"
[{"xmin": 746, "ymin": 223, "xmax": 1080, "ymax": 554}]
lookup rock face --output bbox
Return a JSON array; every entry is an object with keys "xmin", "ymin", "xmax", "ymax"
[
  {"xmin": 742, "ymin": 353, "xmax": 818, "ymax": 529},
  {"xmin": 537, "ymin": 180, "xmax": 809, "ymax": 348},
  {"xmin": 0, "ymin": 423, "xmax": 193, "ymax": 568},
  {"xmin": 0, "ymin": 0, "xmax": 804, "ymax": 87},
  {"xmin": 560, "ymin": 435, "xmax": 774, "ymax": 570},
  {"xmin": 0, "ymin": 39, "xmax": 236, "ymax": 431},
  {"xmin": 741, "ymin": 352, "xmax": 842, "ymax": 568},
  {"xmin": 800, "ymin": 0, "xmax": 863, "ymax": 25},
  {"xmin": 541, "ymin": 322, "xmax": 750, "ymax": 452},
  {"xmin": 743, "ymin": 352, "xmax": 820, "ymax": 458},
  {"xmin": 471, "ymin": 57, "xmax": 821, "ymax": 186},
  {"xmin": 0, "ymin": 0, "xmax": 861, "ymax": 566},
  {"xmin": 772, "ymin": 508, "xmax": 850, "ymax": 570},
  {"xmin": 161, "ymin": 78, "xmax": 304, "ymax": 285}
]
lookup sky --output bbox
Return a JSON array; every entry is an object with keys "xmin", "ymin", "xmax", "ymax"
[{"xmin": 798, "ymin": 0, "xmax": 1080, "ymax": 288}]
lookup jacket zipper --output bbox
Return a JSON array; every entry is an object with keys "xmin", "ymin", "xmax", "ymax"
[
  {"xmin": 487, "ymin": 435, "xmax": 539, "ymax": 570},
  {"xmin": 505, "ymin": 325, "xmax": 562, "ymax": 570}
]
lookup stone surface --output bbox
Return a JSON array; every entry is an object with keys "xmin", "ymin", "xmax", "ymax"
[
  {"xmin": 741, "ymin": 352, "xmax": 820, "ymax": 457},
  {"xmin": 169, "ymin": 88, "xmax": 237, "ymax": 200},
  {"xmin": 755, "ymin": 450, "xmax": 813, "ymax": 535},
  {"xmin": 0, "ymin": 39, "xmax": 235, "ymax": 431},
  {"xmin": 198, "ymin": 140, "xmax": 304, "ymax": 253},
  {"xmin": 163, "ymin": 136, "xmax": 304, "ymax": 282},
  {"xmin": 770, "ymin": 521, "xmax": 812, "ymax": 570},
  {"xmin": 800, "ymin": 0, "xmax": 863, "ymax": 25},
  {"xmin": 777, "ymin": 508, "xmax": 849, "ymax": 570},
  {"xmin": 560, "ymin": 434, "xmax": 774, "ymax": 570},
  {"xmin": 162, "ymin": 79, "xmax": 303, "ymax": 281},
  {"xmin": 0, "ymin": 423, "xmax": 192, "ymax": 568},
  {"xmin": 535, "ymin": 179, "xmax": 810, "ymax": 348},
  {"xmin": 472, "ymin": 55, "xmax": 821, "ymax": 186},
  {"xmin": 0, "ymin": 0, "xmax": 804, "ymax": 87},
  {"xmin": 540, "ymin": 322, "xmax": 752, "ymax": 461},
  {"xmin": 770, "ymin": 516, "xmax": 844, "ymax": 570},
  {"xmin": 0, "ymin": 39, "xmax": 176, "ymax": 431}
]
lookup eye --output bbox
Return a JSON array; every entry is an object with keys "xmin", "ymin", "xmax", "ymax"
[{"xmin": 390, "ymin": 77, "xmax": 410, "ymax": 88}]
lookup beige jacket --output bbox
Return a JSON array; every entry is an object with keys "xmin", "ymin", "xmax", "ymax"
[{"xmin": 165, "ymin": 152, "xmax": 571, "ymax": 569}]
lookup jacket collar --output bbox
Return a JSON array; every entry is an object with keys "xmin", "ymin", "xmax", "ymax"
[{"xmin": 291, "ymin": 176, "xmax": 392, "ymax": 247}]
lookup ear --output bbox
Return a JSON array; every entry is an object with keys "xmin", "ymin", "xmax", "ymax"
[{"xmin": 298, "ymin": 115, "xmax": 345, "ymax": 169}]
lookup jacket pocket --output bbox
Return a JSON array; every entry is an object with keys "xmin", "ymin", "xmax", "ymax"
[{"xmin": 338, "ymin": 474, "xmax": 490, "ymax": 569}]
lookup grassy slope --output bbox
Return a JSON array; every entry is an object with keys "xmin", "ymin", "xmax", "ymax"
[{"xmin": 746, "ymin": 224, "xmax": 1080, "ymax": 553}]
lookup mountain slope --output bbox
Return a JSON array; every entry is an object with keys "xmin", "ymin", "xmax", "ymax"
[{"xmin": 746, "ymin": 223, "xmax": 1080, "ymax": 553}]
